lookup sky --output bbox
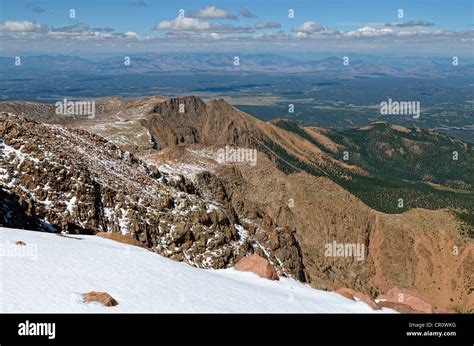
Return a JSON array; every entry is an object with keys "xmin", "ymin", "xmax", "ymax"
[{"xmin": 0, "ymin": 0, "xmax": 473, "ymax": 55}]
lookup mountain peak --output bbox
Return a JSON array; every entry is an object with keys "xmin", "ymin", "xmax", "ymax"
[{"xmin": 152, "ymin": 96, "xmax": 206, "ymax": 115}]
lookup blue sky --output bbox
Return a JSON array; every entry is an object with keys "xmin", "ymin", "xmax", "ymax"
[{"xmin": 0, "ymin": 0, "xmax": 472, "ymax": 55}]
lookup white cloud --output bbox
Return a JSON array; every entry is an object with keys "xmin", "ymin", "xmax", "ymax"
[
  {"xmin": 52, "ymin": 23, "xmax": 90, "ymax": 33},
  {"xmin": 0, "ymin": 16, "xmax": 472, "ymax": 54},
  {"xmin": 256, "ymin": 30, "xmax": 289, "ymax": 39},
  {"xmin": 124, "ymin": 31, "xmax": 139, "ymax": 38},
  {"xmin": 209, "ymin": 33, "xmax": 220, "ymax": 40},
  {"xmin": 154, "ymin": 17, "xmax": 253, "ymax": 33},
  {"xmin": 292, "ymin": 22, "xmax": 326, "ymax": 34},
  {"xmin": 188, "ymin": 6, "xmax": 236, "ymax": 20},
  {"xmin": 385, "ymin": 20, "xmax": 434, "ymax": 28},
  {"xmin": 345, "ymin": 26, "xmax": 393, "ymax": 37},
  {"xmin": 93, "ymin": 27, "xmax": 115, "ymax": 32},
  {"xmin": 342, "ymin": 25, "xmax": 465, "ymax": 39},
  {"xmin": 156, "ymin": 17, "xmax": 212, "ymax": 31},
  {"xmin": 0, "ymin": 20, "xmax": 47, "ymax": 32}
]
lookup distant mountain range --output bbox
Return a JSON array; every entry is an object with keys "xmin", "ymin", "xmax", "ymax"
[
  {"xmin": 1, "ymin": 53, "xmax": 472, "ymax": 144},
  {"xmin": 1, "ymin": 96, "xmax": 473, "ymax": 312},
  {"xmin": 1, "ymin": 53, "xmax": 473, "ymax": 76}
]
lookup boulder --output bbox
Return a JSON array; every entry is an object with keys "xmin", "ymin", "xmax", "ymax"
[
  {"xmin": 234, "ymin": 254, "xmax": 279, "ymax": 280},
  {"xmin": 96, "ymin": 232, "xmax": 146, "ymax": 248},
  {"xmin": 83, "ymin": 291, "xmax": 118, "ymax": 307},
  {"xmin": 334, "ymin": 287, "xmax": 381, "ymax": 310},
  {"xmin": 377, "ymin": 287, "xmax": 432, "ymax": 313}
]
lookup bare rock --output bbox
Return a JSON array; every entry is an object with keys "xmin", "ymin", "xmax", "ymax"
[
  {"xmin": 234, "ymin": 254, "xmax": 279, "ymax": 280},
  {"xmin": 83, "ymin": 291, "xmax": 118, "ymax": 307},
  {"xmin": 434, "ymin": 308, "xmax": 457, "ymax": 314},
  {"xmin": 378, "ymin": 287, "xmax": 433, "ymax": 313},
  {"xmin": 376, "ymin": 301, "xmax": 418, "ymax": 313},
  {"xmin": 96, "ymin": 232, "xmax": 146, "ymax": 248},
  {"xmin": 334, "ymin": 287, "xmax": 381, "ymax": 310}
]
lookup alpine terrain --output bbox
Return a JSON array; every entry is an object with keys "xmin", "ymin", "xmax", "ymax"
[{"xmin": 0, "ymin": 96, "xmax": 472, "ymax": 313}]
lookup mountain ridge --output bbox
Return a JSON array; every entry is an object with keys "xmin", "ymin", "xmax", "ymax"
[
  {"xmin": 0, "ymin": 112, "xmax": 305, "ymax": 279},
  {"xmin": 1, "ymin": 96, "xmax": 473, "ymax": 312}
]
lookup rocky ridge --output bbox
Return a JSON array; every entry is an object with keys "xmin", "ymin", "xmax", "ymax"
[
  {"xmin": 0, "ymin": 112, "xmax": 304, "ymax": 278},
  {"xmin": 1, "ymin": 95, "xmax": 473, "ymax": 312}
]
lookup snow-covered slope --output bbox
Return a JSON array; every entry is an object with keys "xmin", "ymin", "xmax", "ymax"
[{"xmin": 0, "ymin": 227, "xmax": 395, "ymax": 313}]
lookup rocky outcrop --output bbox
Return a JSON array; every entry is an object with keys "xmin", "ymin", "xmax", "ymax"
[
  {"xmin": 96, "ymin": 232, "xmax": 147, "ymax": 248},
  {"xmin": 0, "ymin": 113, "xmax": 298, "ymax": 278},
  {"xmin": 334, "ymin": 288, "xmax": 380, "ymax": 310},
  {"xmin": 195, "ymin": 169, "xmax": 306, "ymax": 281},
  {"xmin": 144, "ymin": 96, "xmax": 258, "ymax": 148},
  {"xmin": 234, "ymin": 254, "xmax": 279, "ymax": 280},
  {"xmin": 377, "ymin": 287, "xmax": 433, "ymax": 313}
]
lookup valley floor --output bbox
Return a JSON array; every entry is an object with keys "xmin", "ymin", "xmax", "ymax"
[{"xmin": 0, "ymin": 227, "xmax": 395, "ymax": 313}]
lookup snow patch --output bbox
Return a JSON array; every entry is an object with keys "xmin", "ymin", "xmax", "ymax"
[
  {"xmin": 118, "ymin": 208, "xmax": 129, "ymax": 235},
  {"xmin": 0, "ymin": 142, "xmax": 39, "ymax": 164},
  {"xmin": 206, "ymin": 202, "xmax": 219, "ymax": 213},
  {"xmin": 234, "ymin": 224, "xmax": 249, "ymax": 243},
  {"xmin": 157, "ymin": 163, "xmax": 207, "ymax": 181},
  {"xmin": 0, "ymin": 227, "xmax": 396, "ymax": 313},
  {"xmin": 65, "ymin": 196, "xmax": 77, "ymax": 213}
]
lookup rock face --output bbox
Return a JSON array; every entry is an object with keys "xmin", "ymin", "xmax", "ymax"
[
  {"xmin": 144, "ymin": 96, "xmax": 258, "ymax": 148},
  {"xmin": 0, "ymin": 112, "xmax": 302, "ymax": 279},
  {"xmin": 378, "ymin": 287, "xmax": 433, "ymax": 313},
  {"xmin": 195, "ymin": 153, "xmax": 472, "ymax": 312},
  {"xmin": 234, "ymin": 254, "xmax": 279, "ymax": 281},
  {"xmin": 136, "ymin": 96, "xmax": 474, "ymax": 312},
  {"xmin": 83, "ymin": 291, "xmax": 118, "ymax": 307}
]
